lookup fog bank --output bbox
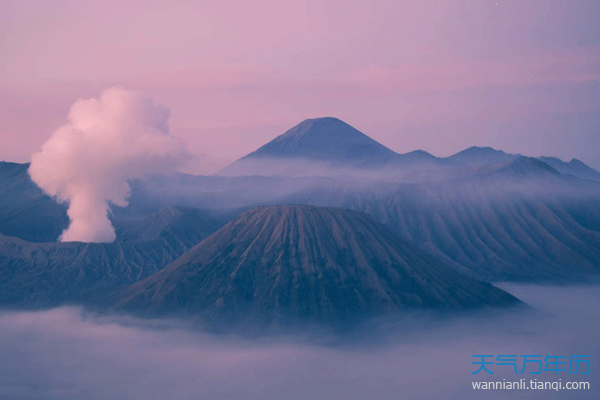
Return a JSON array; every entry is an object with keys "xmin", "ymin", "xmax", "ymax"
[{"xmin": 0, "ymin": 285, "xmax": 598, "ymax": 400}]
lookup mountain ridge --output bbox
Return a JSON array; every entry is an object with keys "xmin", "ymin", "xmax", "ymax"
[{"xmin": 219, "ymin": 118, "xmax": 600, "ymax": 180}]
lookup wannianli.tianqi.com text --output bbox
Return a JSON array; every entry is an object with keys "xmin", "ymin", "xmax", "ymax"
[{"xmin": 472, "ymin": 379, "xmax": 590, "ymax": 391}]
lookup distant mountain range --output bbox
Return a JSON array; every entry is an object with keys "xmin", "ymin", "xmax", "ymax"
[
  {"xmin": 115, "ymin": 205, "xmax": 520, "ymax": 330},
  {"xmin": 220, "ymin": 117, "xmax": 459, "ymax": 178},
  {"xmin": 1, "ymin": 116, "xmax": 600, "ymax": 329},
  {"xmin": 281, "ymin": 166, "xmax": 600, "ymax": 282},
  {"xmin": 447, "ymin": 146, "xmax": 517, "ymax": 168},
  {"xmin": 538, "ymin": 156, "xmax": 600, "ymax": 181},
  {"xmin": 220, "ymin": 117, "xmax": 600, "ymax": 182}
]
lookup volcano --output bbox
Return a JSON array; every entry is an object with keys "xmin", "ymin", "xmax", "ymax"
[
  {"xmin": 115, "ymin": 205, "xmax": 521, "ymax": 330},
  {"xmin": 238, "ymin": 117, "xmax": 397, "ymax": 162},
  {"xmin": 220, "ymin": 117, "xmax": 401, "ymax": 176}
]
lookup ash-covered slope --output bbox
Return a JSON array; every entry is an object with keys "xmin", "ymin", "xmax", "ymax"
[
  {"xmin": 0, "ymin": 207, "xmax": 229, "ymax": 307},
  {"xmin": 281, "ymin": 164, "xmax": 600, "ymax": 282},
  {"xmin": 115, "ymin": 205, "xmax": 520, "ymax": 329}
]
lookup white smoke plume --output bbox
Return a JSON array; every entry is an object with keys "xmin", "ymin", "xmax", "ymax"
[{"xmin": 29, "ymin": 87, "xmax": 189, "ymax": 243}]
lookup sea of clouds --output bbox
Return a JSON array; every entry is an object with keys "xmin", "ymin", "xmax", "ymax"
[{"xmin": 0, "ymin": 284, "xmax": 598, "ymax": 400}]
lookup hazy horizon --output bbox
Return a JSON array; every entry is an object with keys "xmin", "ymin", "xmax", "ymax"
[{"xmin": 2, "ymin": 0, "xmax": 600, "ymax": 172}]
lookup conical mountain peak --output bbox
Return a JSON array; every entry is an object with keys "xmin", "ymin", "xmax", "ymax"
[
  {"xmin": 242, "ymin": 117, "xmax": 398, "ymax": 162},
  {"xmin": 115, "ymin": 205, "xmax": 520, "ymax": 330}
]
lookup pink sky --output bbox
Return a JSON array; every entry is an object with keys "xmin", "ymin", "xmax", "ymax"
[{"xmin": 1, "ymin": 0, "xmax": 599, "ymax": 172}]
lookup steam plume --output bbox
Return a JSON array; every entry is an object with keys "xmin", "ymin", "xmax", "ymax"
[{"xmin": 29, "ymin": 87, "xmax": 188, "ymax": 242}]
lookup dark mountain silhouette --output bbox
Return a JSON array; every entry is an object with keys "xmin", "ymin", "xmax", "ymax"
[
  {"xmin": 399, "ymin": 150, "xmax": 440, "ymax": 163},
  {"xmin": 220, "ymin": 117, "xmax": 600, "ymax": 180},
  {"xmin": 446, "ymin": 148, "xmax": 600, "ymax": 181},
  {"xmin": 220, "ymin": 117, "xmax": 461, "ymax": 178},
  {"xmin": 236, "ymin": 117, "xmax": 398, "ymax": 163},
  {"xmin": 538, "ymin": 156, "xmax": 600, "ymax": 182},
  {"xmin": 0, "ymin": 161, "xmax": 68, "ymax": 242},
  {"xmin": 115, "ymin": 205, "xmax": 521, "ymax": 329},
  {"xmin": 446, "ymin": 146, "xmax": 517, "ymax": 168}
]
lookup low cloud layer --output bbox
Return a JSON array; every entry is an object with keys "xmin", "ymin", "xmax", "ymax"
[
  {"xmin": 0, "ymin": 285, "xmax": 597, "ymax": 400},
  {"xmin": 29, "ymin": 87, "xmax": 188, "ymax": 242}
]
